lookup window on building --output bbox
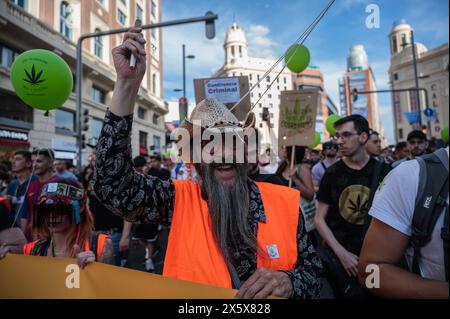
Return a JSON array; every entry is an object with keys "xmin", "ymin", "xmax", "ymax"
[
  {"xmin": 239, "ymin": 46, "xmax": 242, "ymax": 57},
  {"xmin": 267, "ymin": 85, "xmax": 270, "ymax": 90},
  {"xmin": 152, "ymin": 113, "xmax": 159, "ymax": 125},
  {"xmin": 268, "ymin": 94, "xmax": 272, "ymax": 99},
  {"xmin": 283, "ymin": 77, "xmax": 287, "ymax": 84},
  {"xmin": 401, "ymin": 33, "xmax": 407, "ymax": 47},
  {"xmin": 12, "ymin": 0, "xmax": 27, "ymax": 9},
  {"xmin": 250, "ymin": 93, "xmax": 253, "ymax": 98},
  {"xmin": 151, "ymin": 0, "xmax": 156, "ymax": 17},
  {"xmin": 91, "ymin": 86, "xmax": 106, "ymax": 104},
  {"xmin": 117, "ymin": 9, "xmax": 127, "ymax": 26},
  {"xmin": 91, "ymin": 118, "xmax": 103, "ymax": 139},
  {"xmin": 392, "ymin": 36, "xmax": 398, "ymax": 54},
  {"xmin": 139, "ymin": 131, "xmax": 148, "ymax": 155},
  {"xmin": 94, "ymin": 28, "xmax": 103, "ymax": 59},
  {"xmin": 0, "ymin": 90, "xmax": 33, "ymax": 124},
  {"xmin": 0, "ymin": 44, "xmax": 20, "ymax": 69},
  {"xmin": 277, "ymin": 86, "xmax": 279, "ymax": 90},
  {"xmin": 137, "ymin": 107, "xmax": 146, "ymax": 120},
  {"xmin": 277, "ymin": 77, "xmax": 279, "ymax": 83},
  {"xmin": 55, "ymin": 109, "xmax": 75, "ymax": 133},
  {"xmin": 257, "ymin": 74, "xmax": 260, "ymax": 81},
  {"xmin": 60, "ymin": 1, "xmax": 72, "ymax": 39},
  {"xmin": 136, "ymin": 4, "xmax": 143, "ymax": 21},
  {"xmin": 249, "ymin": 74, "xmax": 252, "ymax": 81},
  {"xmin": 284, "ymin": 86, "xmax": 287, "ymax": 90},
  {"xmin": 151, "ymin": 28, "xmax": 156, "ymax": 39},
  {"xmin": 266, "ymin": 76, "xmax": 270, "ymax": 83},
  {"xmin": 153, "ymin": 135, "xmax": 161, "ymax": 152},
  {"xmin": 398, "ymin": 128, "xmax": 403, "ymax": 140},
  {"xmin": 394, "ymin": 73, "xmax": 398, "ymax": 81},
  {"xmin": 231, "ymin": 46, "xmax": 235, "ymax": 57},
  {"xmin": 258, "ymin": 93, "xmax": 261, "ymax": 98},
  {"xmin": 152, "ymin": 73, "xmax": 157, "ymax": 94},
  {"xmin": 269, "ymin": 103, "xmax": 273, "ymax": 108}
]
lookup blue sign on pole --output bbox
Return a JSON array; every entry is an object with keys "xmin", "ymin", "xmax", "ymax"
[
  {"xmin": 424, "ymin": 107, "xmax": 435, "ymax": 118},
  {"xmin": 404, "ymin": 111, "xmax": 420, "ymax": 124}
]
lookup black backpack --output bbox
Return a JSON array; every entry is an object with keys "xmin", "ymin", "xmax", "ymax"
[{"xmin": 410, "ymin": 148, "xmax": 449, "ymax": 282}]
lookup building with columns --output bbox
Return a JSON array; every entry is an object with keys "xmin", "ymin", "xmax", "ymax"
[
  {"xmin": 0, "ymin": 0, "xmax": 167, "ymax": 165},
  {"xmin": 388, "ymin": 19, "xmax": 449, "ymax": 142},
  {"xmin": 214, "ymin": 22, "xmax": 294, "ymax": 151},
  {"xmin": 214, "ymin": 22, "xmax": 338, "ymax": 151}
]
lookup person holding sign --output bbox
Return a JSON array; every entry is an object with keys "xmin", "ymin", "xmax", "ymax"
[{"xmin": 93, "ymin": 27, "xmax": 322, "ymax": 299}]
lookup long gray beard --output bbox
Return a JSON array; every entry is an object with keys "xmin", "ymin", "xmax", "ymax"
[{"xmin": 200, "ymin": 163, "xmax": 257, "ymax": 265}]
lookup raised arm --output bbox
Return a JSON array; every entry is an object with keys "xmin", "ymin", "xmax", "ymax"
[{"xmin": 93, "ymin": 27, "xmax": 174, "ymax": 224}]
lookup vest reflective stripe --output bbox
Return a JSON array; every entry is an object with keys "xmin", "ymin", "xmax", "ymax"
[
  {"xmin": 163, "ymin": 180, "xmax": 300, "ymax": 288},
  {"xmin": 23, "ymin": 234, "xmax": 108, "ymax": 259}
]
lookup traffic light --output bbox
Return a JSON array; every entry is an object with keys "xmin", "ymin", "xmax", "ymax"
[
  {"xmin": 352, "ymin": 88, "xmax": 358, "ymax": 102},
  {"xmin": 179, "ymin": 97, "xmax": 188, "ymax": 122},
  {"xmin": 82, "ymin": 108, "xmax": 89, "ymax": 132},
  {"xmin": 81, "ymin": 133, "xmax": 86, "ymax": 149}
]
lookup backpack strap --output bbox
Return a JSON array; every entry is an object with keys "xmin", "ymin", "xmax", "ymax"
[
  {"xmin": 363, "ymin": 159, "xmax": 383, "ymax": 236},
  {"xmin": 442, "ymin": 203, "xmax": 449, "ymax": 281},
  {"xmin": 411, "ymin": 151, "xmax": 449, "ymax": 279},
  {"xmin": 320, "ymin": 161, "xmax": 327, "ymax": 172}
]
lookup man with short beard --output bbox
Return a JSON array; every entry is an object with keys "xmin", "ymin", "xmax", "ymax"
[
  {"xmin": 392, "ymin": 130, "xmax": 428, "ymax": 168},
  {"xmin": 6, "ymin": 150, "xmax": 37, "ymax": 221},
  {"xmin": 311, "ymin": 142, "xmax": 338, "ymax": 192},
  {"xmin": 93, "ymin": 27, "xmax": 322, "ymax": 299},
  {"xmin": 20, "ymin": 149, "xmax": 54, "ymax": 241}
]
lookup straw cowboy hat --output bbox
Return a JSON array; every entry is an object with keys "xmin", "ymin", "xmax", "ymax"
[{"xmin": 173, "ymin": 98, "xmax": 256, "ymax": 163}]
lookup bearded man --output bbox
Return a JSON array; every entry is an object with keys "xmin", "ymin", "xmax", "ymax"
[{"xmin": 93, "ymin": 27, "xmax": 321, "ymax": 299}]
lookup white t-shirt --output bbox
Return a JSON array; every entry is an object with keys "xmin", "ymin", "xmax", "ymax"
[{"xmin": 369, "ymin": 148, "xmax": 448, "ymax": 281}]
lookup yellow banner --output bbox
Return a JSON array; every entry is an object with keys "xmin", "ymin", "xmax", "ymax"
[{"xmin": 0, "ymin": 254, "xmax": 237, "ymax": 299}]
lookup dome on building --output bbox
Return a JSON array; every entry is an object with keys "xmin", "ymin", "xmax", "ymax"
[
  {"xmin": 347, "ymin": 44, "xmax": 369, "ymax": 71},
  {"xmin": 225, "ymin": 22, "xmax": 247, "ymax": 45},
  {"xmin": 391, "ymin": 19, "xmax": 412, "ymax": 33}
]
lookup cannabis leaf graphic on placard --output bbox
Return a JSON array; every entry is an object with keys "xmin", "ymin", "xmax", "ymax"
[
  {"xmin": 23, "ymin": 64, "xmax": 45, "ymax": 85},
  {"xmin": 281, "ymin": 98, "xmax": 313, "ymax": 131}
]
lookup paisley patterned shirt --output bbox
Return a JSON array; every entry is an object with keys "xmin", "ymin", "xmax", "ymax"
[{"xmin": 93, "ymin": 110, "xmax": 322, "ymax": 299}]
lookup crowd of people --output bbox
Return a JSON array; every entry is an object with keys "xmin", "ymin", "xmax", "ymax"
[{"xmin": 0, "ymin": 25, "xmax": 448, "ymax": 299}]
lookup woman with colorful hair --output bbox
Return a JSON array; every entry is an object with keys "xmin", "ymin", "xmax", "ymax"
[{"xmin": 23, "ymin": 176, "xmax": 113, "ymax": 268}]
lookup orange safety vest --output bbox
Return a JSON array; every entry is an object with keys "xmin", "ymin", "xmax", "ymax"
[
  {"xmin": 163, "ymin": 180, "xmax": 300, "ymax": 288},
  {"xmin": 23, "ymin": 233, "xmax": 108, "ymax": 260}
]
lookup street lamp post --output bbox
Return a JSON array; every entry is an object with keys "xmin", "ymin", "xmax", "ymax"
[
  {"xmin": 180, "ymin": 44, "xmax": 195, "ymax": 122},
  {"xmin": 411, "ymin": 30, "xmax": 422, "ymax": 128},
  {"xmin": 74, "ymin": 12, "xmax": 217, "ymax": 171}
]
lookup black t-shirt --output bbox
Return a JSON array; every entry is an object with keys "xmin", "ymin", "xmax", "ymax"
[{"xmin": 316, "ymin": 158, "xmax": 391, "ymax": 255}]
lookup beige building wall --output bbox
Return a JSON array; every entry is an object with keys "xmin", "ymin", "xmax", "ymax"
[
  {"xmin": 388, "ymin": 20, "xmax": 449, "ymax": 142},
  {"xmin": 0, "ymin": 0, "xmax": 167, "ymax": 165}
]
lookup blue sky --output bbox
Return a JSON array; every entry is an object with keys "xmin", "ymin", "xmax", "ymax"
[{"xmin": 161, "ymin": 0, "xmax": 449, "ymax": 144}]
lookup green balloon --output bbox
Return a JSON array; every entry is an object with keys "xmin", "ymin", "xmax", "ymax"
[
  {"xmin": 285, "ymin": 44, "xmax": 310, "ymax": 73},
  {"xmin": 10, "ymin": 49, "xmax": 73, "ymax": 111},
  {"xmin": 325, "ymin": 114, "xmax": 342, "ymax": 137},
  {"xmin": 309, "ymin": 131, "xmax": 321, "ymax": 149},
  {"xmin": 441, "ymin": 126, "xmax": 449, "ymax": 143}
]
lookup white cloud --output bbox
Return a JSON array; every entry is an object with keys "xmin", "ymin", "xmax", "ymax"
[{"xmin": 246, "ymin": 24, "xmax": 277, "ymax": 59}]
